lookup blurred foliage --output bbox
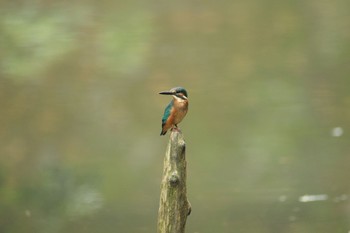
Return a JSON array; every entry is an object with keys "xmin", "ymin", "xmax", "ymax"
[{"xmin": 0, "ymin": 0, "xmax": 350, "ymax": 233}]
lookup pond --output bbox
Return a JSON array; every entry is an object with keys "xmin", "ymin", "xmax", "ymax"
[{"xmin": 0, "ymin": 1, "xmax": 349, "ymax": 232}]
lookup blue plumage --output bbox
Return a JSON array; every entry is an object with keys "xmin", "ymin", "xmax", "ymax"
[{"xmin": 161, "ymin": 100, "xmax": 173, "ymax": 128}]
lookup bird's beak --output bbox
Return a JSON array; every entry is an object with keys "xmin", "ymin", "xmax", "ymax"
[{"xmin": 159, "ymin": 90, "xmax": 175, "ymax": 95}]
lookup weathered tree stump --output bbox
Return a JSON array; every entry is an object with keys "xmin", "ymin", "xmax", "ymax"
[{"xmin": 157, "ymin": 130, "xmax": 191, "ymax": 233}]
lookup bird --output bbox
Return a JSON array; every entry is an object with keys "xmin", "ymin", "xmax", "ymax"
[{"xmin": 159, "ymin": 87, "xmax": 189, "ymax": 136}]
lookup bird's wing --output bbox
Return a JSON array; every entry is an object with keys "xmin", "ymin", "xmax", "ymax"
[{"xmin": 161, "ymin": 100, "xmax": 173, "ymax": 126}]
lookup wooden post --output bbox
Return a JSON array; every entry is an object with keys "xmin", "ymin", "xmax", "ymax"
[{"xmin": 157, "ymin": 130, "xmax": 191, "ymax": 233}]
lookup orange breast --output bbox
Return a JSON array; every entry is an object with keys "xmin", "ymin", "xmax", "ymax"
[{"xmin": 172, "ymin": 100, "xmax": 188, "ymax": 124}]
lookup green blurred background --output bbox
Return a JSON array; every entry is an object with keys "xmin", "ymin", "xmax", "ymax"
[{"xmin": 1, "ymin": 0, "xmax": 350, "ymax": 232}]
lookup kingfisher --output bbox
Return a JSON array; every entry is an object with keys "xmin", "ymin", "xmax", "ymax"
[{"xmin": 159, "ymin": 87, "xmax": 189, "ymax": 136}]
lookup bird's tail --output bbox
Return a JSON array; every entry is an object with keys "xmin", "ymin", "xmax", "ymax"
[{"xmin": 160, "ymin": 122, "xmax": 168, "ymax": 136}]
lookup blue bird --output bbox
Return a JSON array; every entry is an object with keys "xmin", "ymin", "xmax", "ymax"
[{"xmin": 159, "ymin": 87, "xmax": 189, "ymax": 136}]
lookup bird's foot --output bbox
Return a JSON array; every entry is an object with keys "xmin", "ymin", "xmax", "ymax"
[{"xmin": 171, "ymin": 126, "xmax": 181, "ymax": 132}]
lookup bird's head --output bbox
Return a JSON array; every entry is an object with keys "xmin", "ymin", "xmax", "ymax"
[{"xmin": 159, "ymin": 87, "xmax": 188, "ymax": 100}]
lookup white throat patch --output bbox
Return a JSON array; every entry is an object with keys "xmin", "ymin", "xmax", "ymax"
[{"xmin": 173, "ymin": 95, "xmax": 187, "ymax": 102}]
